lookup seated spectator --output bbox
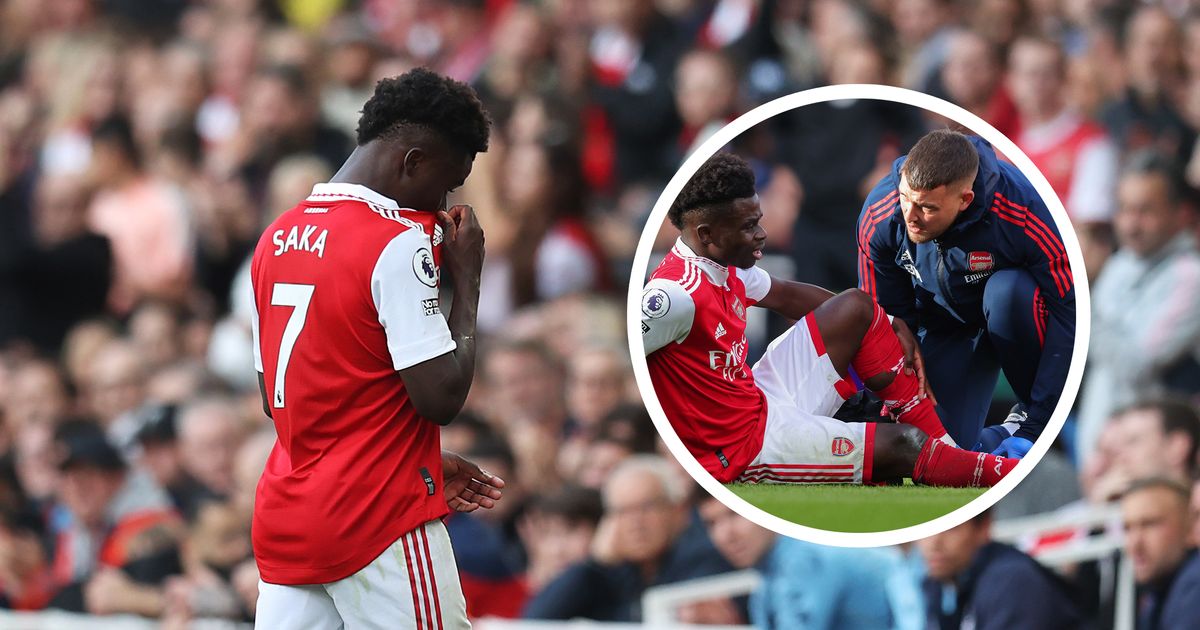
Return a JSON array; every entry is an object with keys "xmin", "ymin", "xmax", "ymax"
[
  {"xmin": 85, "ymin": 116, "xmax": 192, "ymax": 315},
  {"xmin": 0, "ymin": 463, "xmax": 54, "ymax": 610},
  {"xmin": 1006, "ymin": 36, "xmax": 1119, "ymax": 282},
  {"xmin": 446, "ymin": 432, "xmax": 527, "ymax": 619},
  {"xmin": 1, "ymin": 173, "xmax": 111, "ymax": 354},
  {"xmin": 1121, "ymin": 478, "xmax": 1200, "ymax": 629},
  {"xmin": 1077, "ymin": 153, "xmax": 1200, "ymax": 462},
  {"xmin": 571, "ymin": 406, "xmax": 657, "ymax": 490},
  {"xmin": 133, "ymin": 403, "xmax": 220, "ymax": 522},
  {"xmin": 917, "ymin": 509, "xmax": 1083, "ymax": 629},
  {"xmin": 1008, "ymin": 36, "xmax": 1118, "ymax": 225},
  {"xmin": 517, "ymin": 484, "xmax": 603, "ymax": 594},
  {"xmin": 523, "ymin": 455, "xmax": 732, "ymax": 621},
  {"xmin": 1101, "ymin": 6, "xmax": 1195, "ymax": 163},
  {"xmin": 176, "ymin": 398, "xmax": 245, "ymax": 501},
  {"xmin": 81, "ymin": 339, "xmax": 149, "ymax": 450},
  {"xmin": 161, "ymin": 501, "xmax": 252, "ymax": 623},
  {"xmin": 1084, "ymin": 399, "xmax": 1200, "ymax": 503},
  {"xmin": 698, "ymin": 491, "xmax": 922, "ymax": 629},
  {"xmin": 47, "ymin": 420, "xmax": 181, "ymax": 616},
  {"xmin": 3, "ymin": 359, "xmax": 70, "ymax": 430},
  {"xmin": 939, "ymin": 30, "xmax": 1019, "ymax": 141}
]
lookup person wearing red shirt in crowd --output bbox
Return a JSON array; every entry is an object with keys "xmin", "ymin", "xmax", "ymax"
[
  {"xmin": 250, "ymin": 68, "xmax": 504, "ymax": 629},
  {"xmin": 643, "ymin": 153, "xmax": 1017, "ymax": 488}
]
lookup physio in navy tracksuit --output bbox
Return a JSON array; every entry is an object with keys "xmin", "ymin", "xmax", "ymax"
[{"xmin": 857, "ymin": 130, "xmax": 1076, "ymax": 455}]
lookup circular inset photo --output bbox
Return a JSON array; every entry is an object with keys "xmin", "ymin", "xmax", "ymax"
[{"xmin": 629, "ymin": 85, "xmax": 1090, "ymax": 545}]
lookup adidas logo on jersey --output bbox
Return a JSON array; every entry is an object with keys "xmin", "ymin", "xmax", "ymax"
[{"xmin": 714, "ymin": 322, "xmax": 726, "ymax": 339}]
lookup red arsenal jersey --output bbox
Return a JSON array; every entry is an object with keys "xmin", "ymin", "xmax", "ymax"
[
  {"xmin": 642, "ymin": 239, "xmax": 773, "ymax": 482},
  {"xmin": 250, "ymin": 183, "xmax": 453, "ymax": 585}
]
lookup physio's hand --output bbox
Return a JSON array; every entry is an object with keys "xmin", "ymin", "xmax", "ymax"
[
  {"xmin": 891, "ymin": 317, "xmax": 936, "ymax": 405},
  {"xmin": 991, "ymin": 436, "xmax": 1033, "ymax": 459},
  {"xmin": 442, "ymin": 450, "xmax": 504, "ymax": 512}
]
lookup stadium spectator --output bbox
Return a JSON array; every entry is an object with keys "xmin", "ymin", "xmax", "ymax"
[
  {"xmin": 938, "ymin": 29, "xmax": 1020, "ymax": 140},
  {"xmin": 1101, "ymin": 6, "xmax": 1194, "ymax": 163},
  {"xmin": 522, "ymin": 455, "xmax": 732, "ymax": 621},
  {"xmin": 1084, "ymin": 399, "xmax": 1200, "ymax": 504},
  {"xmin": 698, "ymin": 491, "xmax": 923, "ymax": 629},
  {"xmin": 4, "ymin": 359, "xmax": 69, "ymax": 430},
  {"xmin": 85, "ymin": 115, "xmax": 192, "ymax": 315},
  {"xmin": 1008, "ymin": 36, "xmax": 1118, "ymax": 226},
  {"xmin": 917, "ymin": 509, "xmax": 1084, "ymax": 629},
  {"xmin": 0, "ymin": 173, "xmax": 111, "ymax": 354},
  {"xmin": 517, "ymin": 484, "xmax": 603, "ymax": 594},
  {"xmin": 47, "ymin": 420, "xmax": 180, "ymax": 616},
  {"xmin": 588, "ymin": 0, "xmax": 687, "ymax": 188},
  {"xmin": 480, "ymin": 339, "xmax": 566, "ymax": 433},
  {"xmin": 673, "ymin": 48, "xmax": 739, "ymax": 158},
  {"xmin": 1120, "ymin": 478, "xmax": 1200, "ymax": 630},
  {"xmin": 161, "ymin": 500, "xmax": 252, "ymax": 623},
  {"xmin": 1078, "ymin": 153, "xmax": 1200, "ymax": 462}
]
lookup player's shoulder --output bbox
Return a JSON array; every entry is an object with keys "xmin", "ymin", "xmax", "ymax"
[
  {"xmin": 649, "ymin": 250, "xmax": 708, "ymax": 295},
  {"xmin": 642, "ymin": 277, "xmax": 696, "ymax": 323}
]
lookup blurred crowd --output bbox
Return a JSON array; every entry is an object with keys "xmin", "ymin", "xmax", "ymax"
[{"xmin": 1, "ymin": 0, "xmax": 1200, "ymax": 628}]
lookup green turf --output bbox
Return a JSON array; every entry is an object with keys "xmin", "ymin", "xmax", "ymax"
[{"xmin": 727, "ymin": 480, "xmax": 985, "ymax": 532}]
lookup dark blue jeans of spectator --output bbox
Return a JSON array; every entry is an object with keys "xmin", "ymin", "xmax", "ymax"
[{"xmin": 920, "ymin": 269, "xmax": 1043, "ymax": 448}]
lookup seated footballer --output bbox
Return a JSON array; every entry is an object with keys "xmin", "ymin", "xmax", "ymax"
[{"xmin": 642, "ymin": 153, "xmax": 1017, "ymax": 487}]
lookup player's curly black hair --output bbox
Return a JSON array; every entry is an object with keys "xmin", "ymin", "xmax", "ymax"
[
  {"xmin": 356, "ymin": 67, "xmax": 491, "ymax": 153},
  {"xmin": 668, "ymin": 152, "xmax": 757, "ymax": 229}
]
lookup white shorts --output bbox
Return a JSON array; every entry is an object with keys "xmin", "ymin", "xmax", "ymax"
[
  {"xmin": 737, "ymin": 314, "xmax": 875, "ymax": 484},
  {"xmin": 255, "ymin": 519, "xmax": 469, "ymax": 630}
]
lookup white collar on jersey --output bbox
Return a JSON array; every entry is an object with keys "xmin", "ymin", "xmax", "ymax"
[
  {"xmin": 307, "ymin": 183, "xmax": 400, "ymax": 210},
  {"xmin": 672, "ymin": 237, "xmax": 729, "ymax": 286}
]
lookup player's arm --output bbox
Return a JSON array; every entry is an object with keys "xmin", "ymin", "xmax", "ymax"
[
  {"xmin": 858, "ymin": 173, "xmax": 918, "ymax": 326},
  {"xmin": 374, "ymin": 205, "xmax": 483, "ymax": 425},
  {"xmin": 1012, "ymin": 198, "xmax": 1076, "ymax": 444},
  {"xmin": 642, "ymin": 279, "xmax": 695, "ymax": 355},
  {"xmin": 748, "ymin": 264, "xmax": 835, "ymax": 320},
  {"xmin": 250, "ymin": 289, "xmax": 272, "ymax": 419}
]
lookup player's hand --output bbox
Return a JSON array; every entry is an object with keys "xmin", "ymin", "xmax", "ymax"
[
  {"xmin": 437, "ymin": 204, "xmax": 485, "ymax": 280},
  {"xmin": 441, "ymin": 450, "xmax": 504, "ymax": 512},
  {"xmin": 891, "ymin": 317, "xmax": 936, "ymax": 405},
  {"xmin": 991, "ymin": 436, "xmax": 1033, "ymax": 459}
]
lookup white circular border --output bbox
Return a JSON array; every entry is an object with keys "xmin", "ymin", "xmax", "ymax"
[{"xmin": 626, "ymin": 84, "xmax": 1092, "ymax": 547}]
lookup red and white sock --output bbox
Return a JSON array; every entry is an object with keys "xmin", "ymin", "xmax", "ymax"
[
  {"xmin": 851, "ymin": 302, "xmax": 952, "ymax": 443},
  {"xmin": 913, "ymin": 436, "xmax": 1017, "ymax": 487}
]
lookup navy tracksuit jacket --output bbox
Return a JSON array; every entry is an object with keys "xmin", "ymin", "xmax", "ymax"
[{"xmin": 857, "ymin": 136, "xmax": 1076, "ymax": 447}]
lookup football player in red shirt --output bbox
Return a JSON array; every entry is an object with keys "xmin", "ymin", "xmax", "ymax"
[
  {"xmin": 250, "ymin": 68, "xmax": 503, "ymax": 629},
  {"xmin": 643, "ymin": 152, "xmax": 1017, "ymax": 488}
]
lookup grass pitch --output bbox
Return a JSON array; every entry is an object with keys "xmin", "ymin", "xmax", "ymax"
[{"xmin": 727, "ymin": 480, "xmax": 985, "ymax": 532}]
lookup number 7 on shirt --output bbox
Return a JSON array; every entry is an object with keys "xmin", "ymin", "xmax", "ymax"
[{"xmin": 269, "ymin": 282, "xmax": 314, "ymax": 408}]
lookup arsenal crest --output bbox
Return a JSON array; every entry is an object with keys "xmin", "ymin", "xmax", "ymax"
[
  {"xmin": 831, "ymin": 437, "xmax": 855, "ymax": 456},
  {"xmin": 732, "ymin": 297, "xmax": 746, "ymax": 321},
  {"xmin": 968, "ymin": 251, "xmax": 994, "ymax": 272}
]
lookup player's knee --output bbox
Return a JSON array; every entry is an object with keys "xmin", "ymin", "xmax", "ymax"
[
  {"xmin": 895, "ymin": 425, "xmax": 927, "ymax": 458},
  {"xmin": 875, "ymin": 424, "xmax": 926, "ymax": 464},
  {"xmin": 836, "ymin": 288, "xmax": 876, "ymax": 328}
]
